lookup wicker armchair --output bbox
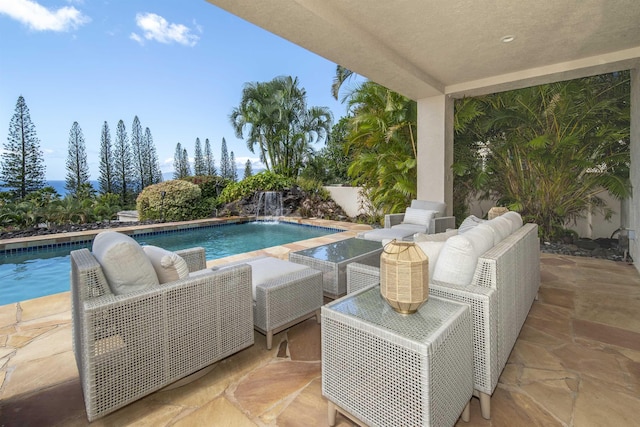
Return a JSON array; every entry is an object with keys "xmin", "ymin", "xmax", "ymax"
[
  {"xmin": 71, "ymin": 246, "xmax": 254, "ymax": 421},
  {"xmin": 359, "ymin": 200, "xmax": 456, "ymax": 242},
  {"xmin": 346, "ymin": 223, "xmax": 540, "ymax": 419},
  {"xmin": 384, "ymin": 200, "xmax": 455, "ymax": 234}
]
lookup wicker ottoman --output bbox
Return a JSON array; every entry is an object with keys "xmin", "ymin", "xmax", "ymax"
[
  {"xmin": 322, "ymin": 287, "xmax": 473, "ymax": 426},
  {"xmin": 219, "ymin": 256, "xmax": 324, "ymax": 349}
]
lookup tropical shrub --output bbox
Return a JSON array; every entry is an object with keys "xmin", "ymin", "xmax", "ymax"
[
  {"xmin": 453, "ymin": 72, "xmax": 630, "ymax": 240},
  {"xmin": 136, "ymin": 180, "xmax": 203, "ymax": 221},
  {"xmin": 296, "ymin": 177, "xmax": 330, "ymax": 200}
]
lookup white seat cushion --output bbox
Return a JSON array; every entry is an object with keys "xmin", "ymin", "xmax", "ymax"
[
  {"xmin": 244, "ymin": 257, "xmax": 309, "ymax": 300},
  {"xmin": 415, "ymin": 241, "xmax": 445, "ymax": 281},
  {"xmin": 360, "ymin": 228, "xmax": 416, "ymax": 242},
  {"xmin": 391, "ymin": 223, "xmax": 427, "ymax": 233},
  {"xmin": 92, "ymin": 231, "xmax": 159, "ymax": 295},
  {"xmin": 143, "ymin": 245, "xmax": 190, "ymax": 284}
]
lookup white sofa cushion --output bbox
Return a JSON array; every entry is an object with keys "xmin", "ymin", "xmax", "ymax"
[
  {"xmin": 432, "ymin": 235, "xmax": 477, "ymax": 286},
  {"xmin": 415, "ymin": 241, "xmax": 445, "ymax": 281},
  {"xmin": 464, "ymin": 224, "xmax": 495, "ymax": 256},
  {"xmin": 143, "ymin": 245, "xmax": 190, "ymax": 284},
  {"xmin": 484, "ymin": 217, "xmax": 512, "ymax": 245},
  {"xmin": 502, "ymin": 211, "xmax": 524, "ymax": 232},
  {"xmin": 458, "ymin": 215, "xmax": 486, "ymax": 234},
  {"xmin": 402, "ymin": 207, "xmax": 436, "ymax": 230},
  {"xmin": 414, "ymin": 229, "xmax": 458, "ymax": 242},
  {"xmin": 244, "ymin": 257, "xmax": 309, "ymax": 300},
  {"xmin": 432, "ymin": 223, "xmax": 494, "ymax": 287},
  {"xmin": 92, "ymin": 231, "xmax": 159, "ymax": 295}
]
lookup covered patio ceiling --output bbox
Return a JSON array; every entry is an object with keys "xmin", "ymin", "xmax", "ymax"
[
  {"xmin": 205, "ymin": 0, "xmax": 640, "ymax": 271},
  {"xmin": 206, "ymin": 0, "xmax": 640, "ymax": 99}
]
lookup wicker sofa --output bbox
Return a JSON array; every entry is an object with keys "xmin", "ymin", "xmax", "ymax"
[
  {"xmin": 347, "ymin": 219, "xmax": 540, "ymax": 419},
  {"xmin": 71, "ymin": 243, "xmax": 254, "ymax": 421}
]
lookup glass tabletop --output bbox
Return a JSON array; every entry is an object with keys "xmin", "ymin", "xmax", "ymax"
[
  {"xmin": 328, "ymin": 287, "xmax": 462, "ymax": 342},
  {"xmin": 293, "ymin": 238, "xmax": 382, "ymax": 263}
]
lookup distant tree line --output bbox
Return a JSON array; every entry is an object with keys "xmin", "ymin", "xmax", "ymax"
[
  {"xmin": 173, "ymin": 136, "xmax": 244, "ymax": 182},
  {"xmin": 1, "ymin": 95, "xmax": 164, "ymax": 208}
]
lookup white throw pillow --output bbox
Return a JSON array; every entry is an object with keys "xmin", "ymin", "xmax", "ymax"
[
  {"xmin": 432, "ymin": 235, "xmax": 478, "ymax": 286},
  {"xmin": 502, "ymin": 211, "xmax": 523, "ymax": 232},
  {"xmin": 92, "ymin": 231, "xmax": 159, "ymax": 295},
  {"xmin": 458, "ymin": 215, "xmax": 486, "ymax": 234},
  {"xmin": 143, "ymin": 245, "xmax": 190, "ymax": 284},
  {"xmin": 414, "ymin": 229, "xmax": 458, "ymax": 242},
  {"xmin": 415, "ymin": 241, "xmax": 445, "ymax": 281},
  {"xmin": 402, "ymin": 208, "xmax": 436, "ymax": 229}
]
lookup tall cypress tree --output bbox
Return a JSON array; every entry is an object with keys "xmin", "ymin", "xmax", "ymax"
[
  {"xmin": 193, "ymin": 137, "xmax": 205, "ymax": 176},
  {"xmin": 182, "ymin": 148, "xmax": 192, "ymax": 177},
  {"xmin": 204, "ymin": 138, "xmax": 216, "ymax": 176},
  {"xmin": 65, "ymin": 121, "xmax": 90, "ymax": 197},
  {"xmin": 220, "ymin": 137, "xmax": 231, "ymax": 180},
  {"xmin": 98, "ymin": 121, "xmax": 114, "ymax": 194},
  {"xmin": 244, "ymin": 159, "xmax": 253, "ymax": 179},
  {"xmin": 113, "ymin": 120, "xmax": 133, "ymax": 205},
  {"xmin": 144, "ymin": 127, "xmax": 162, "ymax": 184},
  {"xmin": 229, "ymin": 151, "xmax": 238, "ymax": 182},
  {"xmin": 130, "ymin": 115, "xmax": 145, "ymax": 191},
  {"xmin": 173, "ymin": 142, "xmax": 183, "ymax": 179},
  {"xmin": 1, "ymin": 95, "xmax": 46, "ymax": 198}
]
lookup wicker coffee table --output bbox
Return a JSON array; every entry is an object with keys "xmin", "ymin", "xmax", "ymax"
[
  {"xmin": 322, "ymin": 286, "xmax": 473, "ymax": 426},
  {"xmin": 289, "ymin": 238, "xmax": 382, "ymax": 298}
]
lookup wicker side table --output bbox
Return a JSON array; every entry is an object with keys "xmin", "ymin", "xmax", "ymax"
[
  {"xmin": 289, "ymin": 238, "xmax": 382, "ymax": 298},
  {"xmin": 322, "ymin": 287, "xmax": 473, "ymax": 426}
]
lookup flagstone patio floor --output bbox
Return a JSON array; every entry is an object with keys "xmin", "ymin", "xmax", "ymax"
[{"xmin": 1, "ymin": 218, "xmax": 640, "ymax": 426}]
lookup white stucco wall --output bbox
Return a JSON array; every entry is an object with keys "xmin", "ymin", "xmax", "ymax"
[
  {"xmin": 468, "ymin": 191, "xmax": 623, "ymax": 240},
  {"xmin": 323, "ymin": 186, "xmax": 370, "ymax": 218}
]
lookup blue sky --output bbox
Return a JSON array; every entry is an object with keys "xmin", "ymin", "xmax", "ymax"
[{"xmin": 0, "ymin": 0, "xmax": 351, "ymax": 180}]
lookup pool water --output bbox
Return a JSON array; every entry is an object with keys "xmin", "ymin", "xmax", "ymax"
[{"xmin": 0, "ymin": 221, "xmax": 336, "ymax": 306}]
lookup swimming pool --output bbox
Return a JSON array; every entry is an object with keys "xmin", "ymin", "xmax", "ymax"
[{"xmin": 0, "ymin": 221, "xmax": 337, "ymax": 306}]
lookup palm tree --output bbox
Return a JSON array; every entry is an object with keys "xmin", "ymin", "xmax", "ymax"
[
  {"xmin": 460, "ymin": 73, "xmax": 630, "ymax": 240},
  {"xmin": 345, "ymin": 81, "xmax": 418, "ymax": 214},
  {"xmin": 230, "ymin": 76, "xmax": 332, "ymax": 177}
]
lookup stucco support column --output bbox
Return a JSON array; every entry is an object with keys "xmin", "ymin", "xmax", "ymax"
[
  {"xmin": 416, "ymin": 95, "xmax": 454, "ymax": 215},
  {"xmin": 630, "ymin": 68, "xmax": 639, "ymax": 271}
]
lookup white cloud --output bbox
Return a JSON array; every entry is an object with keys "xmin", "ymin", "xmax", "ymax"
[
  {"xmin": 131, "ymin": 12, "xmax": 199, "ymax": 47},
  {"xmin": 0, "ymin": 0, "xmax": 90, "ymax": 32}
]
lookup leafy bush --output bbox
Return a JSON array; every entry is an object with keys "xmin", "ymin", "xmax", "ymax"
[
  {"xmin": 295, "ymin": 177, "xmax": 330, "ymax": 200},
  {"xmin": 92, "ymin": 193, "xmax": 122, "ymax": 222},
  {"xmin": 136, "ymin": 180, "xmax": 203, "ymax": 221},
  {"xmin": 219, "ymin": 171, "xmax": 293, "ymax": 204}
]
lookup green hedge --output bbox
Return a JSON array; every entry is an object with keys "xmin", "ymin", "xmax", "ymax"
[{"xmin": 136, "ymin": 180, "xmax": 204, "ymax": 221}]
